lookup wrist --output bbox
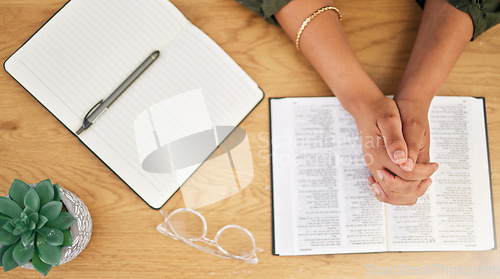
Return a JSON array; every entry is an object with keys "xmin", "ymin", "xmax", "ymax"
[
  {"xmin": 394, "ymin": 81, "xmax": 437, "ymax": 108},
  {"xmin": 394, "ymin": 90, "xmax": 433, "ymax": 112},
  {"xmin": 343, "ymin": 91, "xmax": 386, "ymax": 119}
]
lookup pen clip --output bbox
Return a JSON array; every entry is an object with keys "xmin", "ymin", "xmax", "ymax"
[{"xmin": 84, "ymin": 99, "xmax": 104, "ymax": 121}]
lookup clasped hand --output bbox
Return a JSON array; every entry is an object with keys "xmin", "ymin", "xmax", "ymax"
[{"xmin": 351, "ymin": 96, "xmax": 438, "ymax": 205}]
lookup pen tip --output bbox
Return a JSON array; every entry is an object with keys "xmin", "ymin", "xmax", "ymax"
[{"xmin": 76, "ymin": 126, "xmax": 84, "ymax": 135}]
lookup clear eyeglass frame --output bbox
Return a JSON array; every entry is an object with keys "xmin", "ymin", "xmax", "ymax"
[{"xmin": 157, "ymin": 208, "xmax": 261, "ymax": 264}]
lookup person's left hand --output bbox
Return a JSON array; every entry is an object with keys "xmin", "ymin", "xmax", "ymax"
[
  {"xmin": 368, "ymin": 97, "xmax": 438, "ymax": 205},
  {"xmin": 351, "ymin": 95, "xmax": 438, "ymax": 205}
]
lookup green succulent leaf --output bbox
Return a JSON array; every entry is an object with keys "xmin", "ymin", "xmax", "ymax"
[
  {"xmin": 8, "ymin": 179, "xmax": 30, "ymax": 208},
  {"xmin": 22, "ymin": 205, "xmax": 34, "ymax": 216},
  {"xmin": 38, "ymin": 179, "xmax": 52, "ymax": 186},
  {"xmin": 3, "ymin": 221, "xmax": 15, "ymax": 234},
  {"xmin": 24, "ymin": 188, "xmax": 40, "ymax": 212},
  {"xmin": 0, "ymin": 228, "xmax": 20, "ymax": 245},
  {"xmin": 36, "ymin": 234, "xmax": 61, "ymax": 266},
  {"xmin": 0, "ymin": 214, "xmax": 12, "ymax": 227},
  {"xmin": 0, "ymin": 244, "xmax": 12, "ymax": 267},
  {"xmin": 35, "ymin": 180, "xmax": 55, "ymax": 207},
  {"xmin": 39, "ymin": 201, "xmax": 62, "ymax": 222},
  {"xmin": 12, "ymin": 238, "xmax": 35, "ymax": 267},
  {"xmin": 0, "ymin": 197, "xmax": 22, "ymax": 219},
  {"xmin": 27, "ymin": 220, "xmax": 36, "ymax": 231},
  {"xmin": 45, "ymin": 212, "xmax": 75, "ymax": 230},
  {"xmin": 1, "ymin": 244, "xmax": 18, "ymax": 272},
  {"xmin": 37, "ymin": 227, "xmax": 64, "ymax": 246},
  {"xmin": 12, "ymin": 225, "xmax": 27, "ymax": 236},
  {"xmin": 53, "ymin": 184, "xmax": 61, "ymax": 202},
  {"xmin": 12, "ymin": 216, "xmax": 29, "ymax": 235},
  {"xmin": 21, "ymin": 230, "xmax": 35, "ymax": 246},
  {"xmin": 32, "ymin": 248, "xmax": 52, "ymax": 276},
  {"xmin": 36, "ymin": 215, "xmax": 48, "ymax": 229},
  {"xmin": 62, "ymin": 229, "xmax": 73, "ymax": 247},
  {"xmin": 28, "ymin": 212, "xmax": 39, "ymax": 224}
]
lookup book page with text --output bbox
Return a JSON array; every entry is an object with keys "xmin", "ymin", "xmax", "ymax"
[
  {"xmin": 272, "ymin": 96, "xmax": 494, "ymax": 256},
  {"xmin": 271, "ymin": 98, "xmax": 386, "ymax": 256},
  {"xmin": 386, "ymin": 97, "xmax": 494, "ymax": 251}
]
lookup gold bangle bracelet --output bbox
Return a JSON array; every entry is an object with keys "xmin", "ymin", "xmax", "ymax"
[{"xmin": 295, "ymin": 6, "xmax": 342, "ymax": 51}]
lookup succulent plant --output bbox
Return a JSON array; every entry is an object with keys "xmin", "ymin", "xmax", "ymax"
[{"xmin": 0, "ymin": 179, "xmax": 76, "ymax": 276}]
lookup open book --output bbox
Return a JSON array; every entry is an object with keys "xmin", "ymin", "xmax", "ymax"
[
  {"xmin": 4, "ymin": 0, "xmax": 263, "ymax": 209},
  {"xmin": 270, "ymin": 96, "xmax": 495, "ymax": 255}
]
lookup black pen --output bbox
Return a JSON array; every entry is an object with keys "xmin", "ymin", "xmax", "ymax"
[{"xmin": 76, "ymin": 50, "xmax": 160, "ymax": 135}]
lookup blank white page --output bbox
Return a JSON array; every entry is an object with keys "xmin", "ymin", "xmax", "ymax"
[{"xmin": 5, "ymin": 0, "xmax": 263, "ymax": 208}]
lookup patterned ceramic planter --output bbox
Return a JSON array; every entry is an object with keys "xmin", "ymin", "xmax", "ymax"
[{"xmin": 20, "ymin": 186, "xmax": 92, "ymax": 268}]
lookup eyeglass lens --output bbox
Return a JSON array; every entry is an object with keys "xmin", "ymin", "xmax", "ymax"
[
  {"xmin": 168, "ymin": 210, "xmax": 255, "ymax": 258},
  {"xmin": 217, "ymin": 226, "xmax": 255, "ymax": 258},
  {"xmin": 168, "ymin": 210, "xmax": 205, "ymax": 239}
]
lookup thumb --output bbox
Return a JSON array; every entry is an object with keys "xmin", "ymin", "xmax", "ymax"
[
  {"xmin": 377, "ymin": 115, "xmax": 408, "ymax": 164},
  {"xmin": 400, "ymin": 126, "xmax": 427, "ymax": 172}
]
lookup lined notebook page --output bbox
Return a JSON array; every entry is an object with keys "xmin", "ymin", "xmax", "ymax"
[
  {"xmin": 7, "ymin": 0, "xmax": 188, "ymax": 129},
  {"xmin": 5, "ymin": 0, "xmax": 263, "ymax": 208}
]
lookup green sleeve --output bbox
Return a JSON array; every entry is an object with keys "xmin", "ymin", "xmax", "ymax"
[
  {"xmin": 237, "ymin": 0, "xmax": 500, "ymax": 39},
  {"xmin": 236, "ymin": 0, "xmax": 292, "ymax": 25},
  {"xmin": 415, "ymin": 0, "xmax": 500, "ymax": 40}
]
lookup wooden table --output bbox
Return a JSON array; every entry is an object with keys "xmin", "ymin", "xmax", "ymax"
[{"xmin": 1, "ymin": 0, "xmax": 499, "ymax": 278}]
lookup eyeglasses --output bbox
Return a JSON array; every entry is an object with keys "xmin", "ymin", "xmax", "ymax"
[{"xmin": 157, "ymin": 208, "xmax": 261, "ymax": 264}]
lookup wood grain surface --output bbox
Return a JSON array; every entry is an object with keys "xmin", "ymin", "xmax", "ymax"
[{"xmin": 1, "ymin": 0, "xmax": 499, "ymax": 278}]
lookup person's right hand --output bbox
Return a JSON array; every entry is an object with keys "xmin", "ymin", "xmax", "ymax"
[
  {"xmin": 395, "ymin": 97, "xmax": 433, "ymax": 171},
  {"xmin": 350, "ymin": 95, "xmax": 438, "ymax": 205}
]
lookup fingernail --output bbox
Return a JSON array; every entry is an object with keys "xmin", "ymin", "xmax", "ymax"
[
  {"xmin": 376, "ymin": 170, "xmax": 384, "ymax": 181},
  {"xmin": 371, "ymin": 184, "xmax": 381, "ymax": 196},
  {"xmin": 369, "ymin": 186, "xmax": 376, "ymax": 195},
  {"xmin": 427, "ymin": 179, "xmax": 433, "ymax": 189},
  {"xmin": 401, "ymin": 158, "xmax": 414, "ymax": 172},
  {"xmin": 367, "ymin": 176, "xmax": 375, "ymax": 184},
  {"xmin": 393, "ymin": 150, "xmax": 406, "ymax": 163},
  {"xmin": 434, "ymin": 164, "xmax": 439, "ymax": 171}
]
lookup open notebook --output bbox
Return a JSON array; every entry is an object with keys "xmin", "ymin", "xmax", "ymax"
[{"xmin": 4, "ymin": 0, "xmax": 263, "ymax": 209}]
